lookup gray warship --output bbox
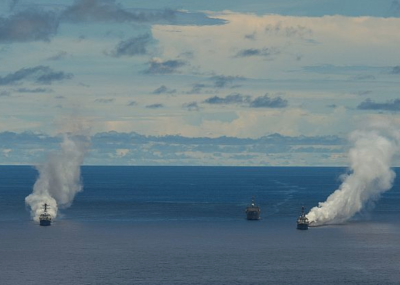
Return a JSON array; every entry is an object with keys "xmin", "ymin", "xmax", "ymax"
[
  {"xmin": 296, "ymin": 206, "xmax": 309, "ymax": 230},
  {"xmin": 245, "ymin": 197, "xmax": 260, "ymax": 220}
]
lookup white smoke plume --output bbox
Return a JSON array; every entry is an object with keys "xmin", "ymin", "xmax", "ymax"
[
  {"xmin": 307, "ymin": 119, "xmax": 400, "ymax": 226},
  {"xmin": 25, "ymin": 122, "xmax": 90, "ymax": 222}
]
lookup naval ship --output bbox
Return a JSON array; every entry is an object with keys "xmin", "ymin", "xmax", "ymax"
[
  {"xmin": 296, "ymin": 206, "xmax": 309, "ymax": 230},
  {"xmin": 39, "ymin": 203, "xmax": 52, "ymax": 226},
  {"xmin": 245, "ymin": 197, "xmax": 260, "ymax": 220}
]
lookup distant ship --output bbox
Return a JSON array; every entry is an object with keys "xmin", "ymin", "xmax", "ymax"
[
  {"xmin": 246, "ymin": 197, "xmax": 260, "ymax": 220},
  {"xmin": 296, "ymin": 206, "xmax": 309, "ymax": 230},
  {"xmin": 39, "ymin": 203, "xmax": 52, "ymax": 226}
]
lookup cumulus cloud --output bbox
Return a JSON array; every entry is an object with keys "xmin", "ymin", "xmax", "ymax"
[
  {"xmin": 389, "ymin": 1, "xmax": 400, "ymax": 16},
  {"xmin": 235, "ymin": 47, "xmax": 280, "ymax": 58},
  {"xmin": 357, "ymin": 98, "xmax": 400, "ymax": 111},
  {"xmin": 109, "ymin": 34, "xmax": 152, "ymax": 57},
  {"xmin": 153, "ymin": 85, "xmax": 176, "ymax": 94},
  {"xmin": 210, "ymin": 75, "xmax": 244, "ymax": 88},
  {"xmin": 0, "ymin": 66, "xmax": 72, "ymax": 85},
  {"xmin": 46, "ymin": 51, "xmax": 68, "ymax": 61},
  {"xmin": 203, "ymin": 93, "xmax": 288, "ymax": 108},
  {"xmin": 0, "ymin": 10, "xmax": 59, "ymax": 43},
  {"xmin": 9, "ymin": 0, "xmax": 20, "ymax": 11},
  {"xmin": 0, "ymin": 131, "xmax": 347, "ymax": 166},
  {"xmin": 351, "ymin": 74, "xmax": 376, "ymax": 81},
  {"xmin": 186, "ymin": 83, "xmax": 207, "ymax": 94},
  {"xmin": 178, "ymin": 51, "xmax": 194, "ymax": 60},
  {"xmin": 16, "ymin": 87, "xmax": 53, "ymax": 93},
  {"xmin": 353, "ymin": 90, "xmax": 372, "ymax": 96},
  {"xmin": 0, "ymin": 90, "xmax": 11, "ymax": 97},
  {"xmin": 0, "ymin": 1, "xmax": 221, "ymax": 44},
  {"xmin": 146, "ymin": 103, "xmax": 164, "ymax": 109},
  {"xmin": 265, "ymin": 23, "xmax": 312, "ymax": 38},
  {"xmin": 390, "ymin": 66, "xmax": 400, "ymax": 74},
  {"xmin": 95, "ymin": 98, "xmax": 115, "ymax": 103},
  {"xmin": 37, "ymin": 72, "xmax": 73, "ymax": 85},
  {"xmin": 249, "ymin": 94, "xmax": 288, "ymax": 108},
  {"xmin": 62, "ymin": 0, "xmax": 176, "ymax": 23},
  {"xmin": 244, "ymin": 32, "xmax": 256, "ymax": 40},
  {"xmin": 203, "ymin": 93, "xmax": 251, "ymax": 105},
  {"xmin": 144, "ymin": 58, "xmax": 187, "ymax": 74},
  {"xmin": 182, "ymin": 102, "xmax": 200, "ymax": 111}
]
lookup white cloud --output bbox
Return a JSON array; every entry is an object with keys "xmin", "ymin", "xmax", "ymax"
[
  {"xmin": 153, "ymin": 13, "xmax": 400, "ymax": 78},
  {"xmin": 1, "ymin": 9, "xmax": 399, "ymax": 149},
  {"xmin": 2, "ymin": 149, "xmax": 12, "ymax": 157},
  {"xmin": 116, "ymin": 149, "xmax": 129, "ymax": 157}
]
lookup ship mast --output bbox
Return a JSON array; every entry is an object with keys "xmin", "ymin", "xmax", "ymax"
[{"xmin": 43, "ymin": 203, "xmax": 49, "ymax": 213}]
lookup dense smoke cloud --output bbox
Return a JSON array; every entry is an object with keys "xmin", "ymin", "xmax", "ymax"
[
  {"xmin": 307, "ymin": 119, "xmax": 400, "ymax": 226},
  {"xmin": 25, "ymin": 122, "xmax": 90, "ymax": 222}
]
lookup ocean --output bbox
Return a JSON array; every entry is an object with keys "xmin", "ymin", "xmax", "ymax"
[{"xmin": 0, "ymin": 166, "xmax": 399, "ymax": 284}]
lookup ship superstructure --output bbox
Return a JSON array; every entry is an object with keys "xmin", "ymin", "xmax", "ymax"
[
  {"xmin": 246, "ymin": 197, "xmax": 261, "ymax": 220},
  {"xmin": 39, "ymin": 203, "xmax": 52, "ymax": 226},
  {"xmin": 296, "ymin": 206, "xmax": 309, "ymax": 230}
]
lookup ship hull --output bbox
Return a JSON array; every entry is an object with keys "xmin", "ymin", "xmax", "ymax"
[
  {"xmin": 296, "ymin": 223, "xmax": 308, "ymax": 230},
  {"xmin": 40, "ymin": 219, "xmax": 51, "ymax": 226},
  {"xmin": 246, "ymin": 211, "xmax": 260, "ymax": 220}
]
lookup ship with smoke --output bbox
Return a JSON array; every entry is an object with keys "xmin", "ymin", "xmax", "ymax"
[
  {"xmin": 246, "ymin": 197, "xmax": 260, "ymax": 220},
  {"xmin": 39, "ymin": 203, "xmax": 52, "ymax": 226},
  {"xmin": 296, "ymin": 206, "xmax": 309, "ymax": 230},
  {"xmin": 25, "ymin": 126, "xmax": 90, "ymax": 225}
]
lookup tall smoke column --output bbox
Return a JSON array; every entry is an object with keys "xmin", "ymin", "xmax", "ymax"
[
  {"xmin": 25, "ymin": 123, "xmax": 90, "ymax": 222},
  {"xmin": 307, "ymin": 119, "xmax": 400, "ymax": 226}
]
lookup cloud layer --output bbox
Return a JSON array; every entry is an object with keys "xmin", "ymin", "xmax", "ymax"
[
  {"xmin": 110, "ymin": 34, "xmax": 152, "ymax": 57},
  {"xmin": 62, "ymin": 0, "xmax": 176, "ymax": 23},
  {"xmin": 1, "ymin": 4, "xmax": 400, "ymax": 166},
  {"xmin": 203, "ymin": 93, "xmax": 288, "ymax": 108},
  {"xmin": 357, "ymin": 99, "xmax": 400, "ymax": 111},
  {"xmin": 0, "ymin": 10, "xmax": 59, "ymax": 42},
  {"xmin": 144, "ymin": 58, "xmax": 187, "ymax": 74},
  {"xmin": 0, "ymin": 66, "xmax": 72, "ymax": 85},
  {"xmin": 0, "ymin": 131, "xmax": 346, "ymax": 166}
]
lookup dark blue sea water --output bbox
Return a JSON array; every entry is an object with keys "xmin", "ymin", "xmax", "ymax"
[{"xmin": 0, "ymin": 166, "xmax": 400, "ymax": 284}]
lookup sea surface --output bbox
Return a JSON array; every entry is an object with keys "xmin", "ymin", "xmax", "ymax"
[{"xmin": 0, "ymin": 166, "xmax": 399, "ymax": 285}]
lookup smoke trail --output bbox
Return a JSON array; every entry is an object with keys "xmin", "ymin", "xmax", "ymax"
[
  {"xmin": 307, "ymin": 119, "xmax": 400, "ymax": 226},
  {"xmin": 25, "ymin": 130, "xmax": 90, "ymax": 222}
]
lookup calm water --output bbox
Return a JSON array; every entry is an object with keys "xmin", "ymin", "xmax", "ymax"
[{"xmin": 0, "ymin": 166, "xmax": 399, "ymax": 284}]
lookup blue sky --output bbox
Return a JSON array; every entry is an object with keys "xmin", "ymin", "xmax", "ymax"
[{"xmin": 1, "ymin": 0, "xmax": 400, "ymax": 166}]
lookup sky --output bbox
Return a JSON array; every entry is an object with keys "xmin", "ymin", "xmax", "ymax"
[{"xmin": 0, "ymin": 0, "xmax": 400, "ymax": 166}]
